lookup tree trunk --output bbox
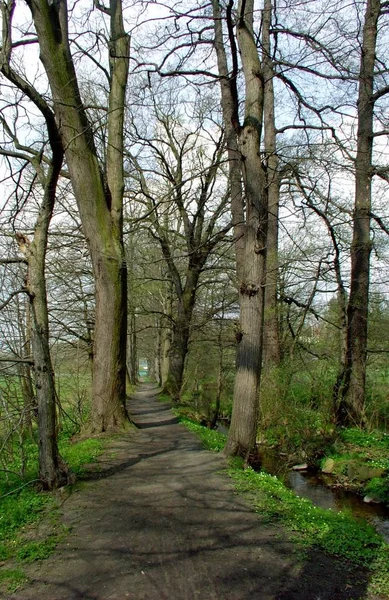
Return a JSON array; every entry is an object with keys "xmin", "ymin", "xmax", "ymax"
[
  {"xmin": 17, "ymin": 298, "xmax": 35, "ymax": 432},
  {"xmin": 262, "ymin": 0, "xmax": 281, "ymax": 369},
  {"xmin": 26, "ymin": 0, "xmax": 130, "ymax": 432},
  {"xmin": 126, "ymin": 308, "xmax": 138, "ymax": 386},
  {"xmin": 164, "ymin": 268, "xmax": 201, "ymax": 400},
  {"xmin": 161, "ymin": 282, "xmax": 173, "ymax": 389},
  {"xmin": 337, "ymin": 0, "xmax": 379, "ymax": 426},
  {"xmin": 17, "ymin": 165, "xmax": 72, "ymax": 490},
  {"xmin": 220, "ymin": 0, "xmax": 267, "ymax": 458}
]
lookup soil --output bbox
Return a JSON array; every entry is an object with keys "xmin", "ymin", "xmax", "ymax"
[{"xmin": 6, "ymin": 383, "xmax": 383, "ymax": 600}]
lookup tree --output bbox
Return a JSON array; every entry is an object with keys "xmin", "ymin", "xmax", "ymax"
[
  {"xmin": 128, "ymin": 88, "xmax": 231, "ymax": 400},
  {"xmin": 335, "ymin": 0, "xmax": 383, "ymax": 425},
  {"xmin": 262, "ymin": 0, "xmax": 281, "ymax": 369},
  {"xmin": 213, "ymin": 0, "xmax": 268, "ymax": 458},
  {"xmin": 0, "ymin": 0, "xmax": 73, "ymax": 488},
  {"xmin": 21, "ymin": 0, "xmax": 130, "ymax": 432}
]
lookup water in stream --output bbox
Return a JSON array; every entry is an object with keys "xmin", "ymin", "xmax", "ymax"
[{"xmin": 258, "ymin": 447, "xmax": 389, "ymax": 542}]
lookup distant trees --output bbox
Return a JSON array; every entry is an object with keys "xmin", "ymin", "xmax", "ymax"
[{"xmin": 127, "ymin": 86, "xmax": 232, "ymax": 400}]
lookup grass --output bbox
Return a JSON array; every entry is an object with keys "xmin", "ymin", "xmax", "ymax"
[
  {"xmin": 0, "ymin": 432, "xmax": 106, "ymax": 594},
  {"xmin": 0, "ymin": 568, "xmax": 27, "ymax": 593},
  {"xmin": 178, "ymin": 415, "xmax": 389, "ymax": 598},
  {"xmin": 176, "ymin": 417, "xmax": 226, "ymax": 452}
]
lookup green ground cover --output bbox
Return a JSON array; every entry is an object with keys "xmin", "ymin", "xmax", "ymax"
[{"xmin": 176, "ymin": 412, "xmax": 389, "ymax": 598}]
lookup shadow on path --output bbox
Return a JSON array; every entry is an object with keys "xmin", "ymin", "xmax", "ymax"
[{"xmin": 7, "ymin": 383, "xmax": 374, "ymax": 600}]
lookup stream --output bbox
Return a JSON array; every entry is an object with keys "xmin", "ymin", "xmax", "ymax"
[
  {"xmin": 216, "ymin": 423, "xmax": 389, "ymax": 541},
  {"xmin": 259, "ymin": 447, "xmax": 389, "ymax": 542}
]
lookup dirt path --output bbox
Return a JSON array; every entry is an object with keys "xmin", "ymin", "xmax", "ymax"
[{"xmin": 9, "ymin": 384, "xmax": 372, "ymax": 599}]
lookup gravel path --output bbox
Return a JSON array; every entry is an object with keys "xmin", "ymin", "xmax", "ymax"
[{"xmin": 9, "ymin": 383, "xmax": 370, "ymax": 600}]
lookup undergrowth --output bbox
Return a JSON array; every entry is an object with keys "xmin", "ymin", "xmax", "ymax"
[
  {"xmin": 176, "ymin": 417, "xmax": 226, "ymax": 451},
  {"xmin": 0, "ymin": 432, "xmax": 106, "ymax": 593}
]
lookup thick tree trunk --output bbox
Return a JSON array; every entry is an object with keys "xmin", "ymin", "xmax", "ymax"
[
  {"xmin": 213, "ymin": 0, "xmax": 267, "ymax": 458},
  {"xmin": 26, "ymin": 0, "xmax": 130, "ymax": 432},
  {"xmin": 262, "ymin": 0, "xmax": 281, "ymax": 369},
  {"xmin": 337, "ymin": 0, "xmax": 379, "ymax": 426},
  {"xmin": 222, "ymin": 0, "xmax": 267, "ymax": 458},
  {"xmin": 164, "ymin": 318, "xmax": 190, "ymax": 400}
]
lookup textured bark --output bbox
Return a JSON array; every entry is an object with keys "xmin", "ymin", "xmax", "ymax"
[
  {"xmin": 126, "ymin": 308, "xmax": 138, "ymax": 386},
  {"xmin": 213, "ymin": 0, "xmax": 267, "ymax": 458},
  {"xmin": 1, "ymin": 0, "xmax": 71, "ymax": 489},
  {"xmin": 16, "ymin": 152, "xmax": 72, "ymax": 489},
  {"xmin": 164, "ymin": 267, "xmax": 202, "ymax": 401},
  {"xmin": 262, "ymin": 0, "xmax": 280, "ymax": 369},
  {"xmin": 160, "ymin": 278, "xmax": 173, "ymax": 389},
  {"xmin": 336, "ymin": 0, "xmax": 380, "ymax": 426},
  {"xmin": 25, "ymin": 0, "xmax": 129, "ymax": 432},
  {"xmin": 17, "ymin": 299, "xmax": 35, "ymax": 431}
]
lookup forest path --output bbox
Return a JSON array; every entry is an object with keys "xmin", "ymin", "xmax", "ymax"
[{"xmin": 9, "ymin": 383, "xmax": 370, "ymax": 600}]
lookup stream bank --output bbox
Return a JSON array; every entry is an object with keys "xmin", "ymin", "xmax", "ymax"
[
  {"xmin": 257, "ymin": 446, "xmax": 389, "ymax": 542},
  {"xmin": 216, "ymin": 421, "xmax": 389, "ymax": 541}
]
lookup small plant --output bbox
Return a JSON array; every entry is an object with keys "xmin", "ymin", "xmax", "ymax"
[
  {"xmin": 16, "ymin": 532, "xmax": 66, "ymax": 563},
  {"xmin": 0, "ymin": 568, "xmax": 27, "ymax": 593},
  {"xmin": 364, "ymin": 477, "xmax": 389, "ymax": 505}
]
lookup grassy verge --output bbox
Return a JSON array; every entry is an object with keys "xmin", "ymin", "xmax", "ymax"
[
  {"xmin": 0, "ymin": 435, "xmax": 106, "ymax": 594},
  {"xmin": 177, "ymin": 414, "xmax": 389, "ymax": 598}
]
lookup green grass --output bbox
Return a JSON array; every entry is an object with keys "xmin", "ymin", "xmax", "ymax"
[
  {"xmin": 179, "ymin": 416, "xmax": 389, "ymax": 597},
  {"xmin": 176, "ymin": 416, "xmax": 226, "ymax": 452},
  {"xmin": 60, "ymin": 437, "xmax": 104, "ymax": 477},
  {"xmin": 0, "ymin": 568, "xmax": 28, "ymax": 593},
  {"xmin": 0, "ymin": 432, "xmax": 106, "ymax": 593}
]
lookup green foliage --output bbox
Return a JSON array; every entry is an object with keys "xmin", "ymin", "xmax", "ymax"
[
  {"xmin": 16, "ymin": 532, "xmax": 66, "ymax": 563},
  {"xmin": 60, "ymin": 437, "xmax": 103, "ymax": 477},
  {"xmin": 0, "ymin": 433, "xmax": 105, "ymax": 585},
  {"xmin": 0, "ymin": 568, "xmax": 27, "ymax": 593},
  {"xmin": 259, "ymin": 365, "xmax": 336, "ymax": 462},
  {"xmin": 364, "ymin": 477, "xmax": 389, "ymax": 504},
  {"xmin": 0, "ymin": 488, "xmax": 49, "ymax": 543},
  {"xmin": 177, "ymin": 416, "xmax": 226, "ymax": 451},
  {"xmin": 158, "ymin": 393, "xmax": 171, "ymax": 404},
  {"xmin": 341, "ymin": 428, "xmax": 389, "ymax": 450},
  {"xmin": 229, "ymin": 466, "xmax": 389, "ymax": 595}
]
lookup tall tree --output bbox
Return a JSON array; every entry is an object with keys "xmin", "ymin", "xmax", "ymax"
[
  {"xmin": 21, "ymin": 0, "xmax": 130, "ymax": 431},
  {"xmin": 213, "ymin": 0, "xmax": 267, "ymax": 458},
  {"xmin": 128, "ymin": 95, "xmax": 231, "ymax": 400},
  {"xmin": 0, "ymin": 0, "xmax": 72, "ymax": 488},
  {"xmin": 262, "ymin": 0, "xmax": 281, "ymax": 369},
  {"xmin": 335, "ymin": 0, "xmax": 386, "ymax": 425}
]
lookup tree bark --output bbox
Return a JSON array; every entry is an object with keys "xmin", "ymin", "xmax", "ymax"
[
  {"xmin": 160, "ymin": 277, "xmax": 173, "ymax": 389},
  {"xmin": 262, "ymin": 0, "xmax": 281, "ymax": 369},
  {"xmin": 213, "ymin": 0, "xmax": 267, "ymax": 458},
  {"xmin": 16, "ymin": 157, "xmax": 72, "ymax": 490},
  {"xmin": 164, "ymin": 267, "xmax": 202, "ymax": 400},
  {"xmin": 337, "ymin": 0, "xmax": 380, "ymax": 426},
  {"xmin": 25, "ymin": 0, "xmax": 130, "ymax": 432}
]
